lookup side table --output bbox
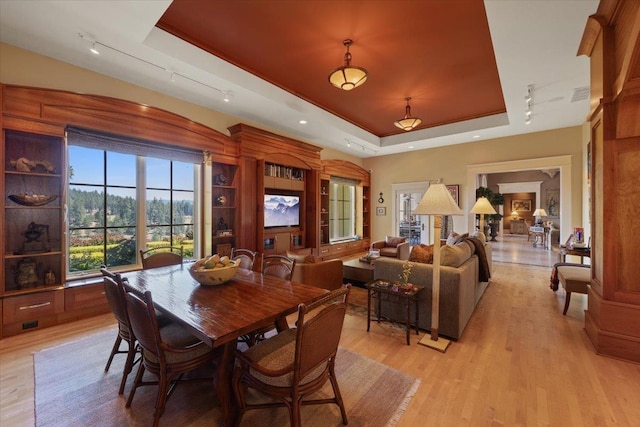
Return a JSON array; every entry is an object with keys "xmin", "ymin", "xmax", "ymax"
[{"xmin": 366, "ymin": 279, "xmax": 423, "ymax": 345}]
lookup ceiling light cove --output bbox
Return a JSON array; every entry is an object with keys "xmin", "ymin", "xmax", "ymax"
[{"xmin": 328, "ymin": 39, "xmax": 368, "ymax": 91}]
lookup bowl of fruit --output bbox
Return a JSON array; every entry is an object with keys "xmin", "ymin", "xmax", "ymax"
[{"xmin": 189, "ymin": 254, "xmax": 239, "ymax": 286}]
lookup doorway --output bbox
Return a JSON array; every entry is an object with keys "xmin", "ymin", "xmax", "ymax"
[
  {"xmin": 392, "ymin": 182, "xmax": 430, "ymax": 245},
  {"xmin": 466, "ymin": 155, "xmax": 572, "ymax": 242}
]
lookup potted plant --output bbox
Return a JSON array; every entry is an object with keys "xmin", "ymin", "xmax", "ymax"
[{"xmin": 475, "ymin": 187, "xmax": 505, "ymax": 241}]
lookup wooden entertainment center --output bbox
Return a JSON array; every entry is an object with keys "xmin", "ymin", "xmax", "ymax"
[{"xmin": 0, "ymin": 86, "xmax": 370, "ymax": 338}]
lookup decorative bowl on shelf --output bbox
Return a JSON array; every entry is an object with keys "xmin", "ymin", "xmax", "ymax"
[
  {"xmin": 8, "ymin": 194, "xmax": 58, "ymax": 206},
  {"xmin": 189, "ymin": 260, "xmax": 239, "ymax": 286}
]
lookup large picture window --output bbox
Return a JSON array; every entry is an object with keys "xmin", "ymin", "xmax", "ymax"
[
  {"xmin": 329, "ymin": 177, "xmax": 356, "ymax": 242},
  {"xmin": 67, "ymin": 128, "xmax": 200, "ymax": 275}
]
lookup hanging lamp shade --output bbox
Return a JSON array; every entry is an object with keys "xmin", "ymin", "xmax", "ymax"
[
  {"xmin": 394, "ymin": 97, "xmax": 422, "ymax": 131},
  {"xmin": 328, "ymin": 39, "xmax": 368, "ymax": 91}
]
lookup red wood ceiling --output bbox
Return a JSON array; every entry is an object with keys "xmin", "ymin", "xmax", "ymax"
[{"xmin": 157, "ymin": 0, "xmax": 505, "ymax": 137}]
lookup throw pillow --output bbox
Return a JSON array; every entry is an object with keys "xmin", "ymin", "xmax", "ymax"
[
  {"xmin": 385, "ymin": 236, "xmax": 406, "ymax": 247},
  {"xmin": 446, "ymin": 232, "xmax": 461, "ymax": 245},
  {"xmin": 440, "ymin": 241, "xmax": 473, "ymax": 267},
  {"xmin": 286, "ymin": 251, "xmax": 315, "ymax": 264},
  {"xmin": 470, "ymin": 230, "xmax": 487, "ymax": 243},
  {"xmin": 409, "ymin": 244, "xmax": 434, "ymax": 264}
]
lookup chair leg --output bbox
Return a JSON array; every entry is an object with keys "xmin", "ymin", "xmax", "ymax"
[
  {"xmin": 232, "ymin": 369, "xmax": 247, "ymax": 426},
  {"xmin": 105, "ymin": 335, "xmax": 122, "ymax": 372},
  {"xmin": 152, "ymin": 372, "xmax": 169, "ymax": 427},
  {"xmin": 291, "ymin": 395, "xmax": 302, "ymax": 427},
  {"xmin": 563, "ymin": 292, "xmax": 572, "ymax": 315},
  {"xmin": 329, "ymin": 362, "xmax": 348, "ymax": 425},
  {"xmin": 126, "ymin": 362, "xmax": 145, "ymax": 408},
  {"xmin": 118, "ymin": 340, "xmax": 137, "ymax": 395}
]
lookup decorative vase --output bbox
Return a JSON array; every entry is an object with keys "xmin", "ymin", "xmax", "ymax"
[{"xmin": 489, "ymin": 223, "xmax": 499, "ymax": 242}]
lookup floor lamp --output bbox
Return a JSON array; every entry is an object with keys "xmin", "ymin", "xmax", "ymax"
[
  {"xmin": 413, "ymin": 183, "xmax": 463, "ymax": 352},
  {"xmin": 470, "ymin": 196, "xmax": 496, "ymax": 235}
]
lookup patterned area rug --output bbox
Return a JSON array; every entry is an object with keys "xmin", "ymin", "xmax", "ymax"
[{"xmin": 34, "ymin": 329, "xmax": 419, "ymax": 426}]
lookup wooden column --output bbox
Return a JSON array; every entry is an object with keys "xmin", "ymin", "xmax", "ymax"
[{"xmin": 579, "ymin": 0, "xmax": 640, "ymax": 363}]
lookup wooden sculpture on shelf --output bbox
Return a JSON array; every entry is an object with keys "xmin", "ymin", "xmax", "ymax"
[
  {"xmin": 9, "ymin": 157, "xmax": 57, "ymax": 173},
  {"xmin": 16, "ymin": 222, "xmax": 51, "ymax": 254}
]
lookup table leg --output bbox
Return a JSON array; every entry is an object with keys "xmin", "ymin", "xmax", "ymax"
[
  {"xmin": 405, "ymin": 296, "xmax": 410, "ymax": 345},
  {"xmin": 367, "ymin": 288, "xmax": 372, "ymax": 332},
  {"xmin": 414, "ymin": 297, "xmax": 420, "ymax": 336},
  {"xmin": 216, "ymin": 340, "xmax": 237, "ymax": 427}
]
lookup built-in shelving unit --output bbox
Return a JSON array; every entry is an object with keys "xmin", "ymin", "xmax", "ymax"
[
  {"xmin": 2, "ymin": 130, "xmax": 65, "ymax": 296},
  {"xmin": 260, "ymin": 161, "xmax": 306, "ymax": 255},
  {"xmin": 320, "ymin": 175, "xmax": 330, "ymax": 245},
  {"xmin": 211, "ymin": 161, "xmax": 238, "ymax": 257}
]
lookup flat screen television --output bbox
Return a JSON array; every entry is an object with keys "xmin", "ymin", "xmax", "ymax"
[{"xmin": 264, "ymin": 194, "xmax": 300, "ymax": 228}]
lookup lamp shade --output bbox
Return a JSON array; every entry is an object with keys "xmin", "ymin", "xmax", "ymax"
[
  {"xmin": 533, "ymin": 208, "xmax": 548, "ymax": 217},
  {"xmin": 413, "ymin": 184, "xmax": 464, "ymax": 216},
  {"xmin": 470, "ymin": 197, "xmax": 497, "ymax": 215}
]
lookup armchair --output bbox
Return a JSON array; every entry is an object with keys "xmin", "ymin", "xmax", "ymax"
[{"xmin": 370, "ymin": 236, "xmax": 410, "ymax": 260}]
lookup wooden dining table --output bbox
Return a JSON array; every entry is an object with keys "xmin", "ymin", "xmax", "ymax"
[{"xmin": 123, "ymin": 263, "xmax": 329, "ymax": 427}]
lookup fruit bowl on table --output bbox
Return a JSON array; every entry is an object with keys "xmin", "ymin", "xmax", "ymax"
[{"xmin": 189, "ymin": 260, "xmax": 239, "ymax": 286}]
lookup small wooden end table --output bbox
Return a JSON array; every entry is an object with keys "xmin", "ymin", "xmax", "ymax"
[
  {"xmin": 559, "ymin": 245, "xmax": 590, "ymax": 263},
  {"xmin": 366, "ymin": 279, "xmax": 423, "ymax": 345}
]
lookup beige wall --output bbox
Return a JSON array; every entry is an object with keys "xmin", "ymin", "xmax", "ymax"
[
  {"xmin": 363, "ymin": 127, "xmax": 584, "ymax": 242},
  {"xmin": 1, "ymin": 42, "xmax": 584, "ymax": 244}
]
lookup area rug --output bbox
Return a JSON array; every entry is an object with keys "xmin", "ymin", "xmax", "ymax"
[{"xmin": 34, "ymin": 329, "xmax": 420, "ymax": 426}]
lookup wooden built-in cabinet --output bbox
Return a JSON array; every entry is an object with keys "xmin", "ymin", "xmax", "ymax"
[
  {"xmin": 578, "ymin": 1, "xmax": 640, "ymax": 363},
  {"xmin": 2, "ymin": 128, "xmax": 68, "ymax": 337},
  {"xmin": 1, "ymin": 84, "xmax": 235, "ymax": 338}
]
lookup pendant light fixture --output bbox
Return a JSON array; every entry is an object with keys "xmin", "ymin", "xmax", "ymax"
[
  {"xmin": 328, "ymin": 39, "xmax": 368, "ymax": 91},
  {"xmin": 394, "ymin": 97, "xmax": 422, "ymax": 131}
]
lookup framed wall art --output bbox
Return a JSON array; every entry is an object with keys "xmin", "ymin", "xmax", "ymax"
[
  {"xmin": 511, "ymin": 199, "xmax": 531, "ymax": 212},
  {"xmin": 446, "ymin": 184, "xmax": 459, "ymax": 207}
]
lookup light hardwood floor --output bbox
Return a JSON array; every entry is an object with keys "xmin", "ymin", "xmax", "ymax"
[{"xmin": 2, "ymin": 261, "xmax": 639, "ymax": 426}]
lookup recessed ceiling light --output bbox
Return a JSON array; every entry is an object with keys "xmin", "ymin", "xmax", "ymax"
[{"xmin": 298, "ymin": 120, "xmax": 307, "ymax": 125}]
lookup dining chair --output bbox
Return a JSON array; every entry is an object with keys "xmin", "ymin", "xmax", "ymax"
[
  {"xmin": 124, "ymin": 289, "xmax": 223, "ymax": 427},
  {"xmin": 239, "ymin": 254, "xmax": 297, "ymax": 347},
  {"xmin": 101, "ymin": 268, "xmax": 140, "ymax": 395},
  {"xmin": 233, "ymin": 284, "xmax": 351, "ymax": 427},
  {"xmin": 139, "ymin": 245, "xmax": 184, "ymax": 269},
  {"xmin": 231, "ymin": 248, "xmax": 257, "ymax": 270},
  {"xmin": 261, "ymin": 254, "xmax": 296, "ymax": 280}
]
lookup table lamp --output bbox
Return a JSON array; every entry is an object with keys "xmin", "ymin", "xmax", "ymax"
[
  {"xmin": 470, "ymin": 196, "xmax": 496, "ymax": 235},
  {"xmin": 533, "ymin": 208, "xmax": 548, "ymax": 226},
  {"xmin": 413, "ymin": 183, "xmax": 463, "ymax": 352}
]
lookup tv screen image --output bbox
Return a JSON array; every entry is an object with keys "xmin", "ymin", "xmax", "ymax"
[{"xmin": 264, "ymin": 194, "xmax": 300, "ymax": 228}]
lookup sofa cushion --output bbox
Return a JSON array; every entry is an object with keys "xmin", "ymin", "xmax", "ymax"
[
  {"xmin": 441, "ymin": 242, "xmax": 473, "ymax": 267},
  {"xmin": 409, "ymin": 244, "xmax": 434, "ymax": 264},
  {"xmin": 379, "ymin": 247, "xmax": 399, "ymax": 257},
  {"xmin": 385, "ymin": 236, "xmax": 406, "ymax": 247}
]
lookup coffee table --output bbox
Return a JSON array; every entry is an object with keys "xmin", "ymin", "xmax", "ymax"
[{"xmin": 342, "ymin": 255, "xmax": 375, "ymax": 284}]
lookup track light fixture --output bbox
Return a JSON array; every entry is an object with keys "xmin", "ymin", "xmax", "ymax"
[
  {"xmin": 328, "ymin": 39, "xmax": 368, "ymax": 91},
  {"xmin": 394, "ymin": 97, "xmax": 422, "ymax": 131},
  {"xmin": 525, "ymin": 84, "xmax": 533, "ymax": 124}
]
